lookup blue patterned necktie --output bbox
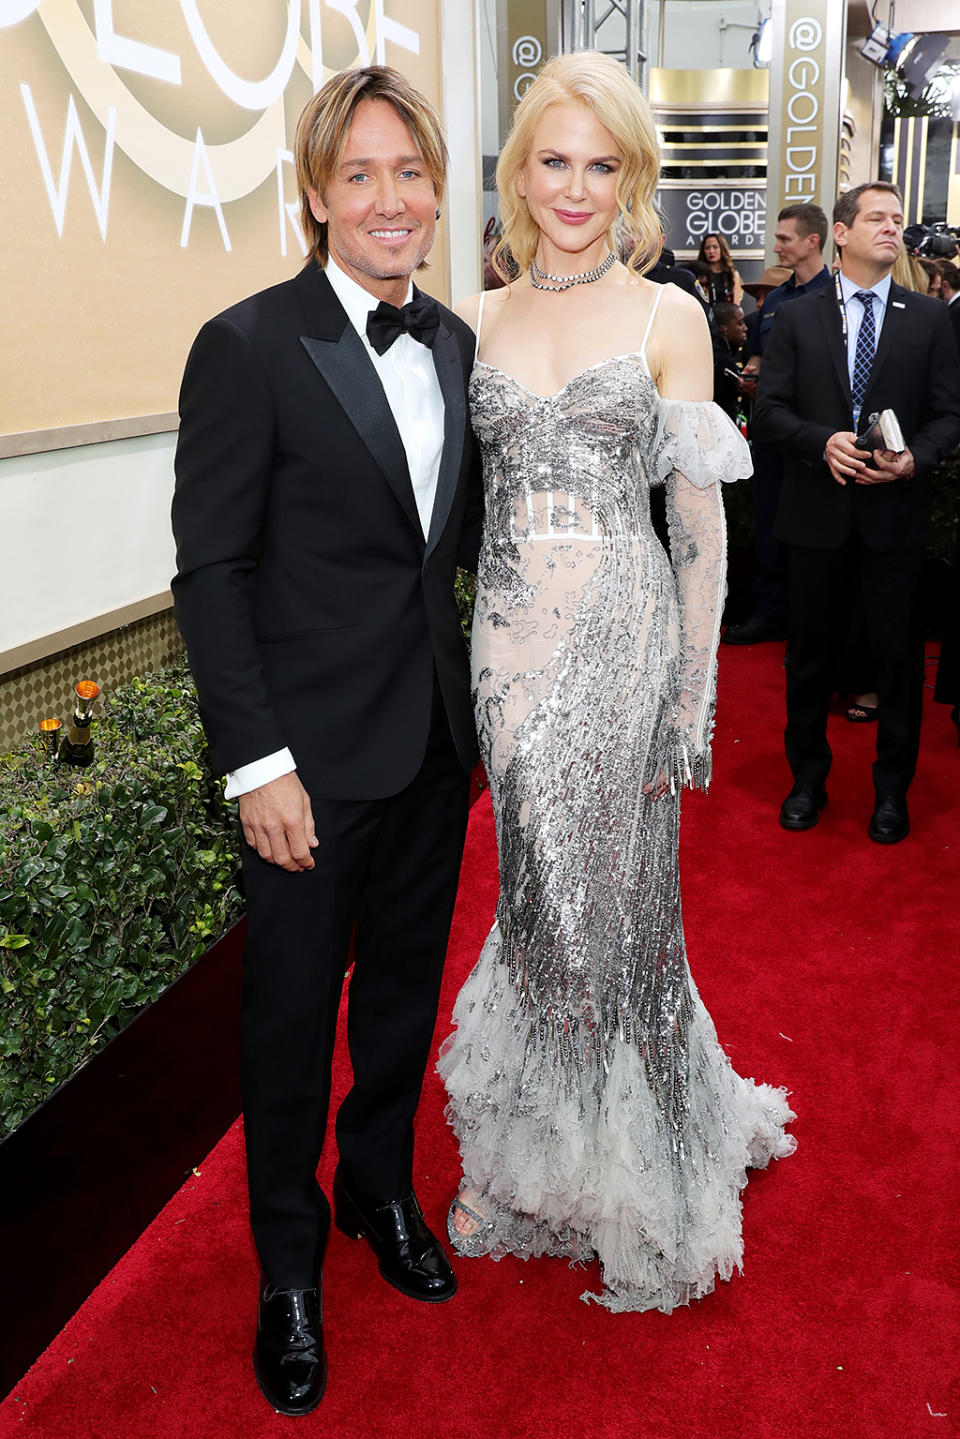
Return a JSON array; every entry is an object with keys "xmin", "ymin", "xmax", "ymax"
[{"xmin": 850, "ymin": 290, "xmax": 876, "ymax": 423}]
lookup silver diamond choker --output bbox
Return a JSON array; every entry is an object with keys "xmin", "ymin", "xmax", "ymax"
[{"xmin": 530, "ymin": 251, "xmax": 616, "ymax": 291}]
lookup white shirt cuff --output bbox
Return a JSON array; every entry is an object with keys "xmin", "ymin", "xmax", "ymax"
[{"xmin": 224, "ymin": 748, "xmax": 296, "ymax": 799}]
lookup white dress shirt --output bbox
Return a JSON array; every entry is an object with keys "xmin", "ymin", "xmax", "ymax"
[{"xmin": 223, "ymin": 257, "xmax": 446, "ymax": 800}]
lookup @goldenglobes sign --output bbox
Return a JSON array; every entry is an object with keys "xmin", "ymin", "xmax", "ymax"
[
  {"xmin": 783, "ymin": 16, "xmax": 824, "ymax": 201},
  {"xmin": 767, "ymin": 0, "xmax": 845, "ymax": 216},
  {"xmin": 512, "ymin": 34, "xmax": 542, "ymax": 101}
]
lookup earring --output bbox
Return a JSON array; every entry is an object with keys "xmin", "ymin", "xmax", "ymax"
[{"xmin": 435, "ymin": 207, "xmax": 442, "ymax": 220}]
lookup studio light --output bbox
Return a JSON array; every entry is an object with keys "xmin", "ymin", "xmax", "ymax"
[
  {"xmin": 859, "ymin": 23, "xmax": 913, "ymax": 69},
  {"xmin": 750, "ymin": 17, "xmax": 772, "ymax": 69},
  {"xmin": 859, "ymin": 24, "xmax": 950, "ymax": 98}
]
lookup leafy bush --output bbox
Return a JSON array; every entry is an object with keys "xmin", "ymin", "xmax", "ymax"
[
  {"xmin": 455, "ymin": 567, "xmax": 477, "ymax": 642},
  {"xmin": 0, "ymin": 659, "xmax": 242, "ymax": 1136},
  {"xmin": 930, "ymin": 455, "xmax": 960, "ymax": 560}
]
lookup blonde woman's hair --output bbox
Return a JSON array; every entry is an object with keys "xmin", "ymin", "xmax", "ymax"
[
  {"xmin": 493, "ymin": 51, "xmax": 662, "ymax": 282},
  {"xmin": 891, "ymin": 246, "xmax": 924, "ymax": 292},
  {"xmin": 295, "ymin": 66, "xmax": 448, "ymax": 267}
]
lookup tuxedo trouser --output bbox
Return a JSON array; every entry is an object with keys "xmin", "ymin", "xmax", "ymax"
[
  {"xmin": 784, "ymin": 539, "xmax": 925, "ymax": 798},
  {"xmin": 239, "ymin": 684, "xmax": 470, "ymax": 1289}
]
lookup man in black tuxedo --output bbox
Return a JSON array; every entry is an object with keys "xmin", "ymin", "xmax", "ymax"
[
  {"xmin": 754, "ymin": 181, "xmax": 960, "ymax": 843},
  {"xmin": 171, "ymin": 67, "xmax": 482, "ymax": 1415}
]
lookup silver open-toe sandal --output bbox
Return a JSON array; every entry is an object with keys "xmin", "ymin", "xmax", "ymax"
[{"xmin": 446, "ymin": 1195, "xmax": 498, "ymax": 1257}]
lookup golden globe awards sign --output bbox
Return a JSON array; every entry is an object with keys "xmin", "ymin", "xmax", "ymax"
[
  {"xmin": 765, "ymin": 0, "xmax": 846, "ymax": 248},
  {"xmin": 1, "ymin": 0, "xmax": 444, "ymax": 443},
  {"xmin": 658, "ymin": 185, "xmax": 766, "ymax": 258}
]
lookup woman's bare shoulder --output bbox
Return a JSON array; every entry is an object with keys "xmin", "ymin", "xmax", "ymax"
[
  {"xmin": 453, "ymin": 292, "xmax": 483, "ymax": 328},
  {"xmin": 657, "ymin": 279, "xmax": 712, "ymax": 337},
  {"xmin": 453, "ymin": 286, "xmax": 515, "ymax": 330},
  {"xmin": 618, "ymin": 275, "xmax": 704, "ymax": 331}
]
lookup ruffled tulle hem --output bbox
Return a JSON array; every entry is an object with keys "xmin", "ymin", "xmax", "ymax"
[{"xmin": 439, "ymin": 934, "xmax": 796, "ymax": 1315}]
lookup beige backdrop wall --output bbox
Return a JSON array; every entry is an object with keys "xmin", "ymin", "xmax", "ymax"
[
  {"xmin": 3, "ymin": 0, "xmax": 450, "ymax": 444},
  {"xmin": 1, "ymin": 0, "xmax": 481, "ymax": 676}
]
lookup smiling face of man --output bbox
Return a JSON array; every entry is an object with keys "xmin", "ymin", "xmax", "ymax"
[{"xmin": 308, "ymin": 98, "xmax": 438, "ymax": 305}]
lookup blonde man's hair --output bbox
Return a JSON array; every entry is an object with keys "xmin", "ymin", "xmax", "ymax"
[
  {"xmin": 493, "ymin": 51, "xmax": 662, "ymax": 283},
  {"xmin": 294, "ymin": 66, "xmax": 448, "ymax": 266}
]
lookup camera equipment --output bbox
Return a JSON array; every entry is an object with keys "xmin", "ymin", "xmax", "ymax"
[{"xmin": 903, "ymin": 223, "xmax": 960, "ymax": 259}]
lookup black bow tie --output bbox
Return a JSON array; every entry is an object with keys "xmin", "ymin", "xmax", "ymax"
[{"xmin": 366, "ymin": 293, "xmax": 440, "ymax": 355}]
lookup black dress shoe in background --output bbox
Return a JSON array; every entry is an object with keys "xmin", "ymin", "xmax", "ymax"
[
  {"xmin": 253, "ymin": 1275, "xmax": 326, "ymax": 1416},
  {"xmin": 868, "ymin": 794, "xmax": 910, "ymax": 844},
  {"xmin": 721, "ymin": 614, "xmax": 788, "ymax": 646},
  {"xmin": 779, "ymin": 782, "xmax": 828, "ymax": 831},
  {"xmin": 334, "ymin": 1166, "xmax": 457, "ymax": 1303}
]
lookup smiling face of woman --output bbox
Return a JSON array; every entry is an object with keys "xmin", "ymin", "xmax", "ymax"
[{"xmin": 516, "ymin": 101, "xmax": 623, "ymax": 268}]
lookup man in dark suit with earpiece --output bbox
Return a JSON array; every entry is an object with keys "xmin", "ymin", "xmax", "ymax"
[
  {"xmin": 754, "ymin": 181, "xmax": 960, "ymax": 844},
  {"xmin": 171, "ymin": 66, "xmax": 481, "ymax": 1416}
]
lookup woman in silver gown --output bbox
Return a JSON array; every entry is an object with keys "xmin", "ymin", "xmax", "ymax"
[{"xmin": 438, "ymin": 51, "xmax": 795, "ymax": 1314}]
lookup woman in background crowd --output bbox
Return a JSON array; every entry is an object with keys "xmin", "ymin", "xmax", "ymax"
[{"xmin": 697, "ymin": 232, "xmax": 743, "ymax": 306}]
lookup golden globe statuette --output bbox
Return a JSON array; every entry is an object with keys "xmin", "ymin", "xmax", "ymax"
[{"xmin": 58, "ymin": 682, "xmax": 100, "ymax": 768}]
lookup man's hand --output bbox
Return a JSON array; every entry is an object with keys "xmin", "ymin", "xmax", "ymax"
[
  {"xmin": 856, "ymin": 445, "xmax": 915, "ymax": 485},
  {"xmin": 238, "ymin": 771, "xmax": 318, "ymax": 871},
  {"xmin": 824, "ymin": 430, "xmax": 872, "ymax": 486}
]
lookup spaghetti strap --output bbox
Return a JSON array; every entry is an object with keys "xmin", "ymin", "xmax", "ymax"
[
  {"xmin": 474, "ymin": 291, "xmax": 486, "ymax": 364},
  {"xmin": 638, "ymin": 286, "xmax": 664, "ymax": 366}
]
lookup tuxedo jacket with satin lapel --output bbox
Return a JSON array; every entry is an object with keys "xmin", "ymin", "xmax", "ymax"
[
  {"xmin": 171, "ymin": 262, "xmax": 482, "ymax": 800},
  {"xmin": 753, "ymin": 279, "xmax": 960, "ymax": 551}
]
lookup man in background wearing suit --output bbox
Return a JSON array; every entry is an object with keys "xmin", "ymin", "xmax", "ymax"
[
  {"xmin": 940, "ymin": 261, "xmax": 960, "ymax": 347},
  {"xmin": 754, "ymin": 182, "xmax": 960, "ymax": 843},
  {"xmin": 723, "ymin": 202, "xmax": 831, "ymax": 646},
  {"xmin": 171, "ymin": 67, "xmax": 482, "ymax": 1416}
]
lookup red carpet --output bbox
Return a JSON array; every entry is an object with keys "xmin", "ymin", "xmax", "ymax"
[{"xmin": 3, "ymin": 643, "xmax": 958, "ymax": 1439}]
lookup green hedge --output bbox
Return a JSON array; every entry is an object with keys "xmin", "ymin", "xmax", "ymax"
[{"xmin": 0, "ymin": 659, "xmax": 242, "ymax": 1137}]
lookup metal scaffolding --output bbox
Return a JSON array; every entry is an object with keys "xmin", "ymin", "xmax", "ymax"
[{"xmin": 563, "ymin": 0, "xmax": 647, "ymax": 87}]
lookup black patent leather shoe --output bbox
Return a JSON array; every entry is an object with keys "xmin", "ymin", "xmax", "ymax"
[
  {"xmin": 334, "ymin": 1167, "xmax": 457, "ymax": 1303},
  {"xmin": 253, "ymin": 1275, "xmax": 326, "ymax": 1416},
  {"xmin": 779, "ymin": 782, "xmax": 828, "ymax": 831},
  {"xmin": 868, "ymin": 794, "xmax": 910, "ymax": 844},
  {"xmin": 721, "ymin": 614, "xmax": 788, "ymax": 646}
]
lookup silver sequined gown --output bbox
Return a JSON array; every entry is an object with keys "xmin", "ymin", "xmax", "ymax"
[{"xmin": 438, "ymin": 349, "xmax": 796, "ymax": 1313}]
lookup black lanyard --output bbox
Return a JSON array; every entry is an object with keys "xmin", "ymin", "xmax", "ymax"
[{"xmin": 834, "ymin": 272, "xmax": 853, "ymax": 347}]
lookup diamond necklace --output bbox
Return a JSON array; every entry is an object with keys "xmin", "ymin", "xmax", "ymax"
[{"xmin": 529, "ymin": 251, "xmax": 616, "ymax": 291}]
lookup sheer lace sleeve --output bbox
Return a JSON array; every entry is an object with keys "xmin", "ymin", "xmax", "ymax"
[{"xmin": 652, "ymin": 399, "xmax": 752, "ymax": 792}]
